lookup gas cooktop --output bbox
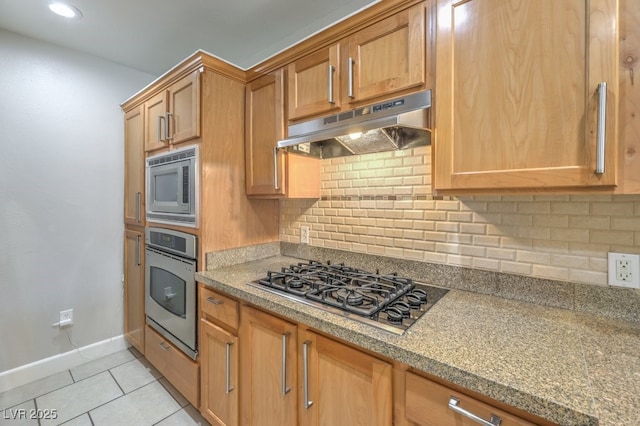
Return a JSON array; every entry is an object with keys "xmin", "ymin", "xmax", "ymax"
[{"xmin": 249, "ymin": 260, "xmax": 448, "ymax": 335}]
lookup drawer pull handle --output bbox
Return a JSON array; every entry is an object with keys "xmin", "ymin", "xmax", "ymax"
[
  {"xmin": 159, "ymin": 342, "xmax": 170, "ymax": 351},
  {"xmin": 303, "ymin": 340, "xmax": 313, "ymax": 409},
  {"xmin": 448, "ymin": 397, "xmax": 502, "ymax": 426},
  {"xmin": 207, "ymin": 296, "xmax": 223, "ymax": 305},
  {"xmin": 225, "ymin": 342, "xmax": 234, "ymax": 394},
  {"xmin": 281, "ymin": 332, "xmax": 291, "ymax": 395}
]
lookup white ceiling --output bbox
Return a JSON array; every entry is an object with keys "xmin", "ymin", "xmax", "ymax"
[{"xmin": 0, "ymin": 0, "xmax": 379, "ymax": 76}]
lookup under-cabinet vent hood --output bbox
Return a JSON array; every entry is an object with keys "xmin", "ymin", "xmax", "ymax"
[{"xmin": 278, "ymin": 90, "xmax": 432, "ymax": 159}]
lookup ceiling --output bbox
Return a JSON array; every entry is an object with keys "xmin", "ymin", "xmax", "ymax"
[{"xmin": 0, "ymin": 0, "xmax": 379, "ymax": 76}]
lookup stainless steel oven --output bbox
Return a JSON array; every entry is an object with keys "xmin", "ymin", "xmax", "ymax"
[{"xmin": 145, "ymin": 227, "xmax": 198, "ymax": 359}]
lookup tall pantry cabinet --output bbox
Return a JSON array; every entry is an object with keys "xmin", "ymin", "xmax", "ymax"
[
  {"xmin": 123, "ymin": 105, "xmax": 145, "ymax": 354},
  {"xmin": 121, "ymin": 51, "xmax": 280, "ymax": 407}
]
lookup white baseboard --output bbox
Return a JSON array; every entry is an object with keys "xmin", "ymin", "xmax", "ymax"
[{"xmin": 0, "ymin": 335, "xmax": 128, "ymax": 393}]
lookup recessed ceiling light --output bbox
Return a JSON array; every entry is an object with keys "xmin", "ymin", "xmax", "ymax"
[{"xmin": 48, "ymin": 2, "xmax": 83, "ymax": 19}]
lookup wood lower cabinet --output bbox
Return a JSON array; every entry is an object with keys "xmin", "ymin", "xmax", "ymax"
[
  {"xmin": 144, "ymin": 325, "xmax": 199, "ymax": 407},
  {"xmin": 434, "ymin": 0, "xmax": 618, "ymax": 192},
  {"xmin": 240, "ymin": 306, "xmax": 298, "ymax": 426},
  {"xmin": 245, "ymin": 70, "xmax": 320, "ymax": 198},
  {"xmin": 199, "ymin": 285, "xmax": 239, "ymax": 426},
  {"xmin": 402, "ymin": 372, "xmax": 538, "ymax": 426},
  {"xmin": 200, "ymin": 319, "xmax": 238, "ymax": 426},
  {"xmin": 299, "ymin": 329, "xmax": 393, "ymax": 426},
  {"xmin": 123, "ymin": 229, "xmax": 144, "ymax": 354}
]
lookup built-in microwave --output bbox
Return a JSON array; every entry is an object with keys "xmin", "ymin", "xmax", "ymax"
[{"xmin": 146, "ymin": 145, "xmax": 198, "ymax": 227}]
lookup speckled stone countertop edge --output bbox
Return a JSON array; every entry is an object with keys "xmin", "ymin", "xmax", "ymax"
[{"xmin": 195, "ymin": 255, "xmax": 600, "ymax": 426}]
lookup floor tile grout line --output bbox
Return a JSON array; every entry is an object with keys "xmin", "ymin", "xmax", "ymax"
[{"xmin": 107, "ymin": 369, "xmax": 126, "ymax": 395}]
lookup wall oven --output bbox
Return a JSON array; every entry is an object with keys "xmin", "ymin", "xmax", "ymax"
[
  {"xmin": 145, "ymin": 227, "xmax": 198, "ymax": 359},
  {"xmin": 146, "ymin": 145, "xmax": 198, "ymax": 227}
]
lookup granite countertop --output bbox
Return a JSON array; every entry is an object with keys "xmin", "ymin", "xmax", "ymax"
[{"xmin": 196, "ymin": 254, "xmax": 640, "ymax": 426}]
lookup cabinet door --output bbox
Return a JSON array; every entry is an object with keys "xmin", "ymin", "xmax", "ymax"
[
  {"xmin": 299, "ymin": 330, "xmax": 392, "ymax": 426},
  {"xmin": 345, "ymin": 3, "xmax": 426, "ymax": 104},
  {"xmin": 124, "ymin": 106, "xmax": 145, "ymax": 226},
  {"xmin": 123, "ymin": 229, "xmax": 144, "ymax": 354},
  {"xmin": 245, "ymin": 71, "xmax": 286, "ymax": 196},
  {"xmin": 200, "ymin": 319, "xmax": 238, "ymax": 426},
  {"xmin": 434, "ymin": 0, "xmax": 618, "ymax": 191},
  {"xmin": 240, "ymin": 306, "xmax": 298, "ymax": 426},
  {"xmin": 169, "ymin": 70, "xmax": 200, "ymax": 144},
  {"xmin": 143, "ymin": 90, "xmax": 169, "ymax": 152},
  {"xmin": 288, "ymin": 45, "xmax": 341, "ymax": 120}
]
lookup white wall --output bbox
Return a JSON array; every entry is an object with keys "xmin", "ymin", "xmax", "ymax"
[{"xmin": 0, "ymin": 29, "xmax": 155, "ymax": 374}]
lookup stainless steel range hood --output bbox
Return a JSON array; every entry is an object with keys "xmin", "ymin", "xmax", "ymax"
[{"xmin": 277, "ymin": 90, "xmax": 432, "ymax": 159}]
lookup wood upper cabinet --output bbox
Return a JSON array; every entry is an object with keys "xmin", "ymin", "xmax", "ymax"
[
  {"xmin": 343, "ymin": 3, "xmax": 426, "ymax": 106},
  {"xmin": 246, "ymin": 70, "xmax": 286, "ymax": 195},
  {"xmin": 124, "ymin": 105, "xmax": 144, "ymax": 226},
  {"xmin": 299, "ymin": 329, "xmax": 393, "ymax": 426},
  {"xmin": 433, "ymin": 0, "xmax": 619, "ymax": 192},
  {"xmin": 123, "ymin": 229, "xmax": 144, "ymax": 354},
  {"xmin": 200, "ymin": 319, "xmax": 238, "ymax": 426},
  {"xmin": 286, "ymin": 3, "xmax": 426, "ymax": 122},
  {"xmin": 245, "ymin": 70, "xmax": 321, "ymax": 198},
  {"xmin": 144, "ymin": 70, "xmax": 200, "ymax": 152},
  {"xmin": 288, "ymin": 45, "xmax": 341, "ymax": 121},
  {"xmin": 240, "ymin": 306, "xmax": 298, "ymax": 426}
]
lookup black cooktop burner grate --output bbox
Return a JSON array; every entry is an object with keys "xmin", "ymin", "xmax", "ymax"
[{"xmin": 252, "ymin": 260, "xmax": 449, "ymax": 334}]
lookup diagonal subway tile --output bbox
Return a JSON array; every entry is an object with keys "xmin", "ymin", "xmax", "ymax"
[
  {"xmin": 89, "ymin": 381, "xmax": 181, "ymax": 426},
  {"xmin": 154, "ymin": 405, "xmax": 210, "ymax": 426},
  {"xmin": 110, "ymin": 358, "xmax": 161, "ymax": 394},
  {"xmin": 0, "ymin": 371, "xmax": 73, "ymax": 411},
  {"xmin": 36, "ymin": 372, "xmax": 122, "ymax": 426},
  {"xmin": 0, "ymin": 399, "xmax": 38, "ymax": 426},
  {"xmin": 70, "ymin": 349, "xmax": 136, "ymax": 382}
]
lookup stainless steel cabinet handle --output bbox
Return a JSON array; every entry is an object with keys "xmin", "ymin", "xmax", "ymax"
[
  {"xmin": 348, "ymin": 57, "xmax": 355, "ymax": 98},
  {"xmin": 157, "ymin": 115, "xmax": 165, "ymax": 142},
  {"xmin": 273, "ymin": 147, "xmax": 280, "ymax": 190},
  {"xmin": 281, "ymin": 333, "xmax": 291, "ymax": 395},
  {"xmin": 135, "ymin": 192, "xmax": 141, "ymax": 224},
  {"xmin": 328, "ymin": 64, "xmax": 335, "ymax": 104},
  {"xmin": 165, "ymin": 112, "xmax": 173, "ymax": 141},
  {"xmin": 225, "ymin": 342, "xmax": 234, "ymax": 394},
  {"xmin": 135, "ymin": 235, "xmax": 141, "ymax": 266},
  {"xmin": 448, "ymin": 397, "xmax": 502, "ymax": 426},
  {"xmin": 595, "ymin": 82, "xmax": 607, "ymax": 174},
  {"xmin": 206, "ymin": 296, "xmax": 223, "ymax": 305},
  {"xmin": 159, "ymin": 341, "xmax": 170, "ymax": 351},
  {"xmin": 303, "ymin": 340, "xmax": 313, "ymax": 409}
]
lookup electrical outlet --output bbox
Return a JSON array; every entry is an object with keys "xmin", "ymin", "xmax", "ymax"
[
  {"xmin": 300, "ymin": 226, "xmax": 309, "ymax": 244},
  {"xmin": 608, "ymin": 253, "xmax": 640, "ymax": 289},
  {"xmin": 59, "ymin": 309, "xmax": 73, "ymax": 327}
]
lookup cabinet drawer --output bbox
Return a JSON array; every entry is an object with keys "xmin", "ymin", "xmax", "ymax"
[
  {"xmin": 144, "ymin": 325, "xmax": 199, "ymax": 408},
  {"xmin": 200, "ymin": 286, "xmax": 239, "ymax": 331},
  {"xmin": 405, "ymin": 372, "xmax": 535, "ymax": 426}
]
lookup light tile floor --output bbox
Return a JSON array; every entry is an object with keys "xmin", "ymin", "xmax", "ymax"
[{"xmin": 0, "ymin": 348, "xmax": 209, "ymax": 426}]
